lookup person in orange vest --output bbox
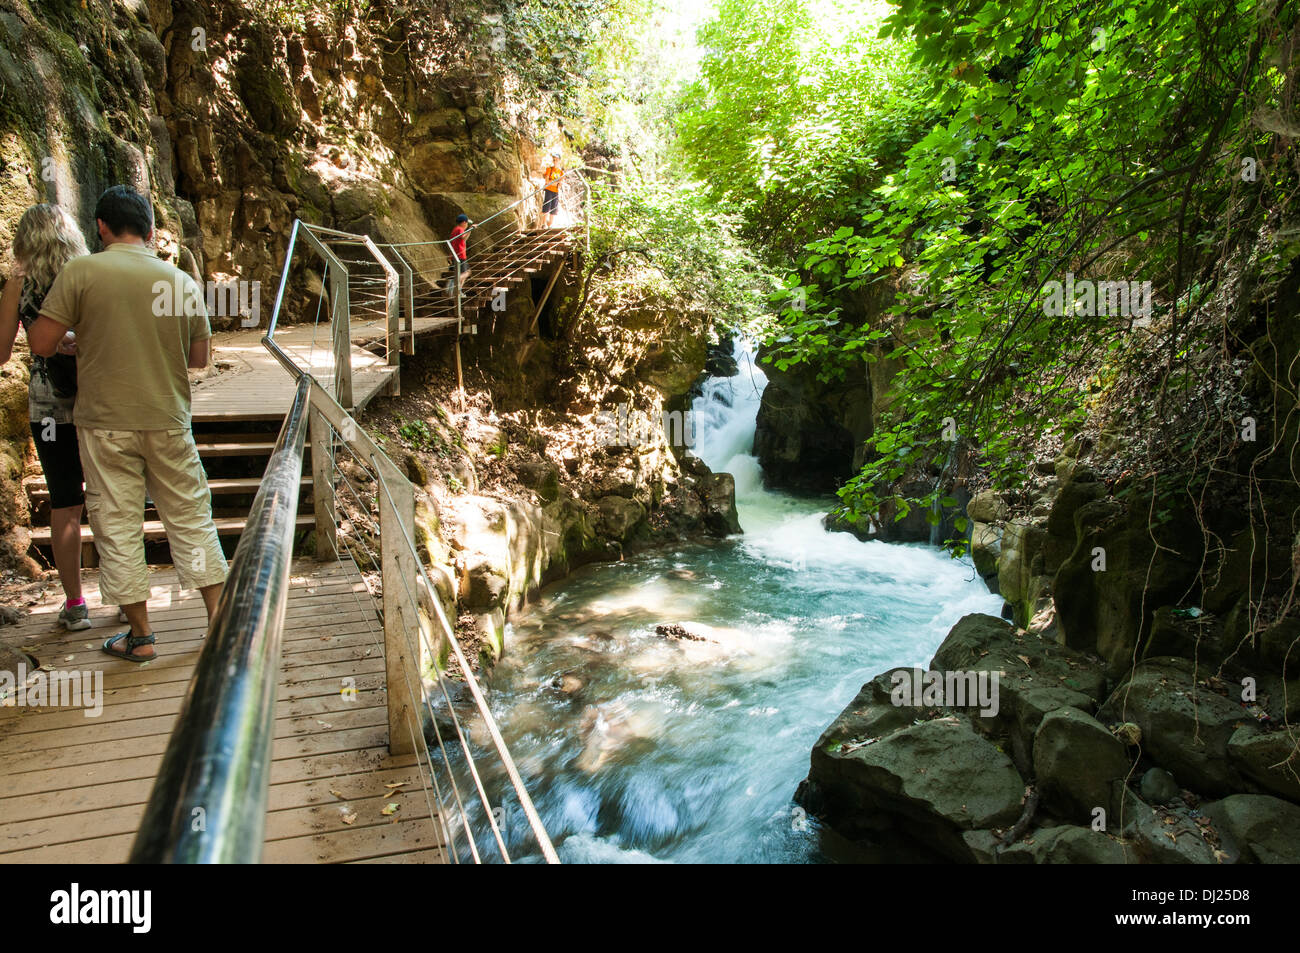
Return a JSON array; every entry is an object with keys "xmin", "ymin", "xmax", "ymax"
[{"xmin": 540, "ymin": 150, "xmax": 564, "ymax": 228}]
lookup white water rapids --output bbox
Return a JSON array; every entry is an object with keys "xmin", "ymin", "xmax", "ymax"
[{"xmin": 473, "ymin": 341, "xmax": 1002, "ymax": 862}]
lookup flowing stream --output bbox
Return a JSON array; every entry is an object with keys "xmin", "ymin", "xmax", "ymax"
[{"xmin": 481, "ymin": 343, "xmax": 1002, "ymax": 862}]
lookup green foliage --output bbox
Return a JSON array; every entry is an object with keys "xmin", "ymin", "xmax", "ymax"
[
  {"xmin": 479, "ymin": 0, "xmax": 647, "ymax": 119},
  {"xmin": 678, "ymin": 0, "xmax": 928, "ymax": 255},
  {"xmin": 680, "ymin": 0, "xmax": 1299, "ymax": 542},
  {"xmin": 587, "ymin": 176, "xmax": 779, "ymax": 330},
  {"xmin": 398, "ymin": 418, "xmax": 458, "ymax": 457}
]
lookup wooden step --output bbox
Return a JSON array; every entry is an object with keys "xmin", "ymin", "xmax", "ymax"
[
  {"xmin": 28, "ymin": 514, "xmax": 316, "ymax": 547},
  {"xmin": 195, "ymin": 440, "xmax": 311, "ymax": 457},
  {"xmin": 25, "ymin": 475, "xmax": 312, "ymax": 505},
  {"xmin": 192, "ymin": 410, "xmax": 286, "ymax": 424}
]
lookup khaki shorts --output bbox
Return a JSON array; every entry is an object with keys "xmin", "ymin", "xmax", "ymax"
[{"xmin": 78, "ymin": 427, "xmax": 229, "ymax": 606}]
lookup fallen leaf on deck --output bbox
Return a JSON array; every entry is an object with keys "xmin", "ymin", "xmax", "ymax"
[
  {"xmin": 341, "ymin": 811, "xmax": 357, "ymax": 825},
  {"xmin": 381, "ymin": 802, "xmax": 400, "ymax": 816}
]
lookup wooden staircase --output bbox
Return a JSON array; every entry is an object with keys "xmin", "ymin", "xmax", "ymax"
[
  {"xmin": 23, "ymin": 224, "xmax": 578, "ymax": 568},
  {"xmin": 416, "ymin": 227, "xmax": 575, "ymax": 329},
  {"xmin": 25, "ymin": 414, "xmax": 316, "ymax": 567}
]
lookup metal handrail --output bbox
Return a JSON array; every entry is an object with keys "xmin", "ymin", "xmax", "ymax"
[
  {"xmin": 131, "ymin": 191, "xmax": 567, "ymax": 863},
  {"xmin": 260, "ymin": 329, "xmax": 560, "ymax": 863},
  {"xmin": 129, "ymin": 375, "xmax": 312, "ymax": 864},
  {"xmin": 376, "ymin": 167, "xmax": 586, "ymax": 254},
  {"xmin": 263, "ymin": 223, "xmax": 559, "ymax": 861}
]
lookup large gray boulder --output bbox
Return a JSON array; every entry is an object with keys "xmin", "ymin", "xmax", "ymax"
[
  {"xmin": 967, "ymin": 489, "xmax": 1009, "ymax": 524},
  {"xmin": 1126, "ymin": 802, "xmax": 1232, "ymax": 864},
  {"xmin": 970, "ymin": 521, "xmax": 1003, "ymax": 590},
  {"xmin": 997, "ymin": 825, "xmax": 1128, "ymax": 864},
  {"xmin": 929, "ymin": 614, "xmax": 1107, "ymax": 773},
  {"xmin": 1033, "ymin": 707, "xmax": 1132, "ymax": 823},
  {"xmin": 1097, "ymin": 657, "xmax": 1261, "ymax": 796},
  {"xmin": 1204, "ymin": 794, "xmax": 1300, "ymax": 863},
  {"xmin": 800, "ymin": 703, "xmax": 1026, "ymax": 862},
  {"xmin": 697, "ymin": 472, "xmax": 741, "ymax": 536},
  {"xmin": 1227, "ymin": 728, "xmax": 1300, "ymax": 803}
]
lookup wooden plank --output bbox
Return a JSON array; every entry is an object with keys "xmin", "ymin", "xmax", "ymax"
[
  {"xmin": 28, "ymin": 514, "xmax": 314, "ymax": 545},
  {"xmin": 261, "ymin": 813, "xmax": 441, "ymax": 864},
  {"xmin": 1, "ymin": 286, "xmax": 481, "ymax": 862},
  {"xmin": 0, "ymin": 783, "xmax": 437, "ymax": 857},
  {"xmin": 27, "ymin": 475, "xmax": 312, "ymax": 504}
]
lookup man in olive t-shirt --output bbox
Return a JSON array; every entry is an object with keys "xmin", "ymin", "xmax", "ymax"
[{"xmin": 30, "ymin": 186, "xmax": 228, "ymax": 662}]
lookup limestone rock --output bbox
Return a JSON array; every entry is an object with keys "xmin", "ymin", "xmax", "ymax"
[
  {"xmin": 698, "ymin": 472, "xmax": 741, "ymax": 536},
  {"xmin": 1098, "ymin": 657, "xmax": 1260, "ymax": 796},
  {"xmin": 752, "ymin": 361, "xmax": 873, "ymax": 493},
  {"xmin": 516, "ymin": 460, "xmax": 561, "ymax": 504},
  {"xmin": 595, "ymin": 495, "xmax": 646, "ymax": 542},
  {"xmin": 1204, "ymin": 794, "xmax": 1300, "ymax": 863},
  {"xmin": 1228, "ymin": 728, "xmax": 1300, "ymax": 803},
  {"xmin": 800, "ymin": 709, "xmax": 1025, "ymax": 862},
  {"xmin": 998, "ymin": 825, "xmax": 1128, "ymax": 864},
  {"xmin": 1139, "ymin": 767, "xmax": 1182, "ymax": 805},
  {"xmin": 1033, "ymin": 707, "xmax": 1131, "ymax": 822},
  {"xmin": 929, "ymin": 613, "xmax": 1107, "ymax": 772},
  {"xmin": 970, "ymin": 521, "xmax": 1002, "ymax": 588},
  {"xmin": 967, "ymin": 489, "xmax": 1009, "ymax": 523}
]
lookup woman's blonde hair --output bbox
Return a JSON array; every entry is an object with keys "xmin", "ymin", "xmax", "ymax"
[{"xmin": 12, "ymin": 203, "xmax": 90, "ymax": 289}]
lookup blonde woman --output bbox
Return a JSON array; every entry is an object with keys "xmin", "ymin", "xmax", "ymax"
[{"xmin": 0, "ymin": 203, "xmax": 92, "ymax": 629}]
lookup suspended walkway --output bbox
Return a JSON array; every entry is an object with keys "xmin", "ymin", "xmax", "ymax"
[{"xmin": 1, "ymin": 173, "xmax": 590, "ymax": 864}]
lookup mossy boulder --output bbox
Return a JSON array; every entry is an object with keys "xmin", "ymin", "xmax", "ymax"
[
  {"xmin": 1033, "ymin": 707, "xmax": 1132, "ymax": 823},
  {"xmin": 1098, "ymin": 657, "xmax": 1260, "ymax": 796}
]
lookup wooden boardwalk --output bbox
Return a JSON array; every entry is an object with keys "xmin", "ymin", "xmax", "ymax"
[
  {"xmin": 192, "ymin": 316, "xmax": 457, "ymax": 422},
  {"xmin": 0, "ymin": 558, "xmax": 445, "ymax": 863},
  {"xmin": 3, "ymin": 224, "xmax": 579, "ymax": 863}
]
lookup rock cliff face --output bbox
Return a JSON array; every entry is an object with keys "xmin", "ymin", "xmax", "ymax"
[
  {"xmin": 799, "ymin": 257, "xmax": 1300, "ymax": 863},
  {"xmin": 0, "ymin": 0, "xmax": 579, "ymax": 571},
  {"xmin": 798, "ymin": 614, "xmax": 1300, "ymax": 864},
  {"xmin": 752, "ymin": 361, "xmax": 872, "ymax": 493},
  {"xmin": 2, "ymin": 0, "xmax": 547, "ymax": 295}
]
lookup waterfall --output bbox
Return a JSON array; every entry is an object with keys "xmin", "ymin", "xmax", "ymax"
[
  {"xmin": 480, "ymin": 335, "xmax": 1004, "ymax": 864},
  {"xmin": 690, "ymin": 338, "xmax": 768, "ymax": 497}
]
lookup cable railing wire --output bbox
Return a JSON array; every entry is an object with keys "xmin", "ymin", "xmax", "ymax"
[{"xmin": 261, "ymin": 218, "xmax": 559, "ymax": 862}]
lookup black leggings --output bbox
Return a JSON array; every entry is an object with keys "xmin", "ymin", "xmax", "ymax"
[{"xmin": 30, "ymin": 421, "xmax": 85, "ymax": 508}]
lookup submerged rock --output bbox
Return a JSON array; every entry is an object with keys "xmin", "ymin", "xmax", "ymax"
[{"xmin": 654, "ymin": 622, "xmax": 707, "ymax": 642}]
